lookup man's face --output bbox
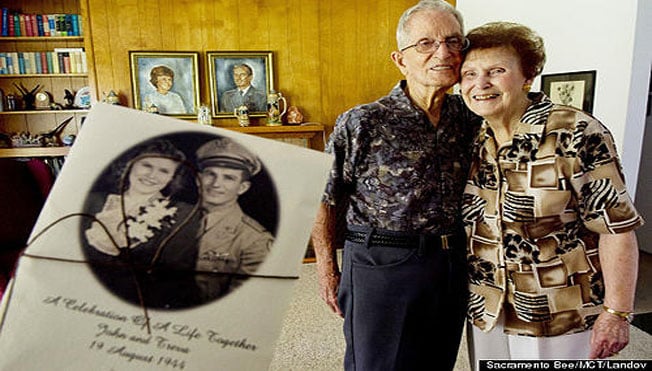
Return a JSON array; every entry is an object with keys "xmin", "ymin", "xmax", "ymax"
[
  {"xmin": 199, "ymin": 166, "xmax": 250, "ymax": 210},
  {"xmin": 233, "ymin": 67, "xmax": 253, "ymax": 89},
  {"xmin": 392, "ymin": 10, "xmax": 464, "ymax": 91}
]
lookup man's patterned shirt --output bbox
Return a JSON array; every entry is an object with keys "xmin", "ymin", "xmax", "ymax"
[{"xmin": 323, "ymin": 81, "xmax": 481, "ymax": 236}]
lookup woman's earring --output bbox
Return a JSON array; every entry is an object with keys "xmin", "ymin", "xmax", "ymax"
[{"xmin": 523, "ymin": 84, "xmax": 532, "ymax": 92}]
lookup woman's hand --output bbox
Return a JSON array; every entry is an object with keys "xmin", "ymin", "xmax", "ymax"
[{"xmin": 589, "ymin": 311, "xmax": 630, "ymax": 359}]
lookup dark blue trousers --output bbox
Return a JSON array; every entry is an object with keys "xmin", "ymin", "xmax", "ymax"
[{"xmin": 338, "ymin": 227, "xmax": 468, "ymax": 371}]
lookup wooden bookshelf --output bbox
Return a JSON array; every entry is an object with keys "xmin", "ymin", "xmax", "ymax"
[{"xmin": 0, "ymin": 0, "xmax": 93, "ymax": 159}]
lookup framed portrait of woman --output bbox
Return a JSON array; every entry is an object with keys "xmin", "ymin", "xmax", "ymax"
[
  {"xmin": 129, "ymin": 51, "xmax": 200, "ymax": 118},
  {"xmin": 206, "ymin": 51, "xmax": 274, "ymax": 118}
]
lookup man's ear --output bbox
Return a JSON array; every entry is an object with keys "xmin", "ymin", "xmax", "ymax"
[
  {"xmin": 237, "ymin": 180, "xmax": 251, "ymax": 196},
  {"xmin": 391, "ymin": 50, "xmax": 406, "ymax": 71}
]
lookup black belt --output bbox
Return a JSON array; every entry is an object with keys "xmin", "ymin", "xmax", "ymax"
[{"xmin": 345, "ymin": 229, "xmax": 458, "ymax": 250}]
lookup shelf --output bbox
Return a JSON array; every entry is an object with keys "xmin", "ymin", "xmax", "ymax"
[
  {"xmin": 0, "ymin": 146, "xmax": 69, "ymax": 158},
  {"xmin": 0, "ymin": 36, "xmax": 83, "ymax": 42},
  {"xmin": 226, "ymin": 123, "xmax": 324, "ymax": 135},
  {"xmin": 224, "ymin": 123, "xmax": 326, "ymax": 151},
  {"xmin": 0, "ymin": 109, "xmax": 88, "ymax": 115},
  {"xmin": 0, "ymin": 73, "xmax": 88, "ymax": 78}
]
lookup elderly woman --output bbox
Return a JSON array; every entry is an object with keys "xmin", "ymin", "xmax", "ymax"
[{"xmin": 459, "ymin": 21, "xmax": 643, "ymax": 364}]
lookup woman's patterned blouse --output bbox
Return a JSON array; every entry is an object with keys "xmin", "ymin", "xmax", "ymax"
[{"xmin": 462, "ymin": 93, "xmax": 643, "ymax": 336}]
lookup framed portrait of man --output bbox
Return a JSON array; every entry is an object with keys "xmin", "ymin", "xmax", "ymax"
[
  {"xmin": 129, "ymin": 51, "xmax": 200, "ymax": 118},
  {"xmin": 206, "ymin": 51, "xmax": 273, "ymax": 118}
]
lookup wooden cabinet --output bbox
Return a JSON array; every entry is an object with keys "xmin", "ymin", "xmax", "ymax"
[{"xmin": 0, "ymin": 1, "xmax": 93, "ymax": 159}]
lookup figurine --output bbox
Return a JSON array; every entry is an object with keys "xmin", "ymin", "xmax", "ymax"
[
  {"xmin": 13, "ymin": 83, "xmax": 41, "ymax": 110},
  {"xmin": 102, "ymin": 90, "xmax": 120, "ymax": 105},
  {"xmin": 64, "ymin": 89, "xmax": 75, "ymax": 109},
  {"xmin": 40, "ymin": 116, "xmax": 75, "ymax": 146},
  {"xmin": 286, "ymin": 106, "xmax": 304, "ymax": 124},
  {"xmin": 197, "ymin": 105, "xmax": 212, "ymax": 125}
]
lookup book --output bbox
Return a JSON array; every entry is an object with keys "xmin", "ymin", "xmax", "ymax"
[
  {"xmin": 77, "ymin": 14, "xmax": 83, "ymax": 36},
  {"xmin": 34, "ymin": 51, "xmax": 42, "ymax": 73},
  {"xmin": 62, "ymin": 52, "xmax": 71, "ymax": 73},
  {"xmin": 0, "ymin": 53, "xmax": 7, "ymax": 74},
  {"xmin": 30, "ymin": 13, "xmax": 38, "ymax": 36},
  {"xmin": 13, "ymin": 14, "xmax": 21, "ymax": 36},
  {"xmin": 51, "ymin": 52, "xmax": 59, "ymax": 74},
  {"xmin": 65, "ymin": 14, "xmax": 73, "ymax": 36},
  {"xmin": 47, "ymin": 14, "xmax": 55, "ymax": 36},
  {"xmin": 9, "ymin": 52, "xmax": 19, "ymax": 74},
  {"xmin": 36, "ymin": 13, "xmax": 44, "ymax": 36},
  {"xmin": 23, "ymin": 52, "xmax": 33, "ymax": 74},
  {"xmin": 5, "ymin": 52, "xmax": 13, "ymax": 74},
  {"xmin": 40, "ymin": 52, "xmax": 48, "ymax": 74},
  {"xmin": 1, "ymin": 8, "xmax": 8, "ymax": 37},
  {"xmin": 42, "ymin": 14, "xmax": 50, "ymax": 36},
  {"xmin": 23, "ymin": 14, "xmax": 32, "ymax": 37},
  {"xmin": 56, "ymin": 51, "xmax": 65, "ymax": 73},
  {"xmin": 17, "ymin": 52, "xmax": 24, "ymax": 74},
  {"xmin": 56, "ymin": 14, "xmax": 66, "ymax": 36},
  {"xmin": 71, "ymin": 14, "xmax": 79, "ymax": 36},
  {"xmin": 80, "ymin": 51, "xmax": 87, "ymax": 73},
  {"xmin": 46, "ymin": 52, "xmax": 53, "ymax": 74},
  {"xmin": 7, "ymin": 12, "xmax": 14, "ymax": 36}
]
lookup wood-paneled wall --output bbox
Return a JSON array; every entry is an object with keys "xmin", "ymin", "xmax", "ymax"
[{"xmin": 85, "ymin": 0, "xmax": 454, "ymax": 130}]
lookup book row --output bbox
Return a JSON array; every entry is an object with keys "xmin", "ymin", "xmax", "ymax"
[
  {"xmin": 0, "ymin": 49, "xmax": 88, "ymax": 75},
  {"xmin": 1, "ymin": 9, "xmax": 82, "ymax": 37}
]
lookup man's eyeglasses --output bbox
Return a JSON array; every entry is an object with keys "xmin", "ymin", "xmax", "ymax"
[{"xmin": 400, "ymin": 37, "xmax": 470, "ymax": 54}]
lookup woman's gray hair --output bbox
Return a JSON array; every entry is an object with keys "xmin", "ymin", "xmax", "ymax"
[{"xmin": 396, "ymin": 0, "xmax": 465, "ymax": 50}]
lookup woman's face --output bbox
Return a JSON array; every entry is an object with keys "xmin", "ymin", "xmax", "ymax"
[
  {"xmin": 155, "ymin": 74, "xmax": 174, "ymax": 93},
  {"xmin": 460, "ymin": 46, "xmax": 532, "ymax": 122},
  {"xmin": 128, "ymin": 157, "xmax": 179, "ymax": 196}
]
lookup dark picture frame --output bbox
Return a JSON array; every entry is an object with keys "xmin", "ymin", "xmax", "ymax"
[
  {"xmin": 129, "ymin": 51, "xmax": 200, "ymax": 118},
  {"xmin": 206, "ymin": 51, "xmax": 273, "ymax": 118},
  {"xmin": 541, "ymin": 70, "xmax": 596, "ymax": 113}
]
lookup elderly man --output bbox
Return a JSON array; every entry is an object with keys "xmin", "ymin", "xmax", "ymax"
[
  {"xmin": 311, "ymin": 1, "xmax": 481, "ymax": 370},
  {"xmin": 220, "ymin": 64, "xmax": 267, "ymax": 112}
]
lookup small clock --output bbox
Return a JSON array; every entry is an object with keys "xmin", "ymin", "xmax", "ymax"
[{"xmin": 35, "ymin": 91, "xmax": 52, "ymax": 110}]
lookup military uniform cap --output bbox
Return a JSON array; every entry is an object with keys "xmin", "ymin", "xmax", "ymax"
[{"xmin": 196, "ymin": 137, "xmax": 261, "ymax": 176}]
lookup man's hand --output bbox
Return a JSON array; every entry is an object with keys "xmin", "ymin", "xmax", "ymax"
[
  {"xmin": 311, "ymin": 203, "xmax": 345, "ymax": 318},
  {"xmin": 589, "ymin": 311, "xmax": 630, "ymax": 359},
  {"xmin": 318, "ymin": 269, "xmax": 343, "ymax": 317}
]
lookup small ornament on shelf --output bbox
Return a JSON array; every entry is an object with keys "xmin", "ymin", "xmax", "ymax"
[
  {"xmin": 63, "ymin": 89, "xmax": 75, "ymax": 109},
  {"xmin": 35, "ymin": 91, "xmax": 52, "ymax": 110},
  {"xmin": 266, "ymin": 90, "xmax": 287, "ymax": 126},
  {"xmin": 14, "ymin": 82, "xmax": 41, "ymax": 110},
  {"xmin": 234, "ymin": 105, "xmax": 250, "ymax": 127},
  {"xmin": 102, "ymin": 90, "xmax": 120, "ymax": 105},
  {"xmin": 286, "ymin": 106, "xmax": 304, "ymax": 125},
  {"xmin": 197, "ymin": 105, "xmax": 212, "ymax": 125}
]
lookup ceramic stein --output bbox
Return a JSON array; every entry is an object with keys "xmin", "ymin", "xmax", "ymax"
[
  {"xmin": 266, "ymin": 90, "xmax": 287, "ymax": 126},
  {"xmin": 234, "ymin": 104, "xmax": 250, "ymax": 127}
]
